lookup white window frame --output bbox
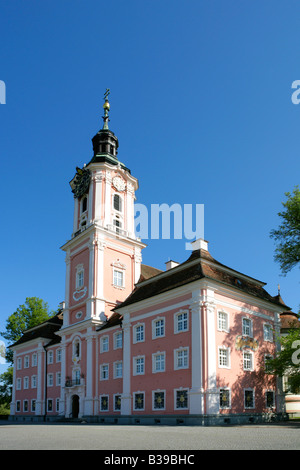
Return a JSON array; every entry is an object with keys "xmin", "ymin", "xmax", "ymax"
[
  {"xmin": 133, "ymin": 356, "xmax": 145, "ymax": 375},
  {"xmin": 56, "ymin": 371, "xmax": 61, "ymax": 386},
  {"xmin": 174, "ymin": 310, "xmax": 189, "ymax": 334},
  {"xmin": 217, "ymin": 311, "xmax": 229, "ymax": 332},
  {"xmin": 219, "ymin": 388, "xmax": 231, "ymax": 409},
  {"xmin": 31, "ymin": 399, "xmax": 36, "ymax": 412},
  {"xmin": 23, "ymin": 376, "xmax": 29, "ymax": 389},
  {"xmin": 24, "ymin": 355, "xmax": 29, "ymax": 368},
  {"xmin": 133, "ymin": 391, "xmax": 145, "ymax": 411},
  {"xmin": 263, "ymin": 323, "xmax": 273, "ymax": 342},
  {"xmin": 113, "ymin": 268, "xmax": 124, "ymax": 288},
  {"xmin": 100, "ymin": 394, "xmax": 109, "ymax": 412},
  {"xmin": 174, "ymin": 388, "xmax": 189, "ymax": 410},
  {"xmin": 47, "ymin": 350, "xmax": 53, "ymax": 364},
  {"xmin": 152, "ymin": 351, "xmax": 166, "ymax": 373},
  {"xmin": 32, "ymin": 353, "xmax": 37, "ymax": 367},
  {"xmin": 56, "ymin": 349, "xmax": 62, "ymax": 363},
  {"xmin": 152, "ymin": 390, "xmax": 166, "ymax": 411},
  {"xmin": 152, "ymin": 317, "xmax": 165, "ymax": 339},
  {"xmin": 17, "ymin": 357, "xmax": 22, "ymax": 370},
  {"xmin": 114, "ymin": 361, "xmax": 123, "ymax": 379},
  {"xmin": 244, "ymin": 388, "xmax": 255, "ymax": 409},
  {"xmin": 47, "ymin": 373, "xmax": 53, "ymax": 387},
  {"xmin": 23, "ymin": 400, "xmax": 28, "ymax": 412},
  {"xmin": 243, "ymin": 350, "xmax": 254, "ymax": 371},
  {"xmin": 242, "ymin": 317, "xmax": 253, "ymax": 337},
  {"xmin": 133, "ymin": 323, "xmax": 145, "ymax": 343},
  {"xmin": 76, "ymin": 264, "xmax": 84, "ymax": 290},
  {"xmin": 174, "ymin": 347, "xmax": 189, "ymax": 370},
  {"xmin": 114, "ymin": 331, "xmax": 123, "ymax": 349},
  {"xmin": 218, "ymin": 346, "xmax": 231, "ymax": 369},
  {"xmin": 114, "ymin": 394, "xmax": 122, "ymax": 411},
  {"xmin": 100, "ymin": 335, "xmax": 109, "ymax": 353},
  {"xmin": 16, "ymin": 378, "xmax": 21, "ymax": 390},
  {"xmin": 100, "ymin": 364, "xmax": 109, "ymax": 381},
  {"xmin": 265, "ymin": 390, "xmax": 275, "ymax": 408},
  {"xmin": 31, "ymin": 375, "xmax": 37, "ymax": 389}
]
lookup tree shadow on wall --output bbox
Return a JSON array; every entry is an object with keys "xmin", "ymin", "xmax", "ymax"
[{"xmin": 216, "ymin": 301, "xmax": 277, "ymax": 414}]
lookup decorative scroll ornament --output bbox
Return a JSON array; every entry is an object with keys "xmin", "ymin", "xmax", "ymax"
[
  {"xmin": 235, "ymin": 335, "xmax": 259, "ymax": 351},
  {"xmin": 72, "ymin": 167, "xmax": 91, "ymax": 198},
  {"xmin": 112, "ymin": 176, "xmax": 126, "ymax": 192},
  {"xmin": 73, "ymin": 286, "xmax": 87, "ymax": 301}
]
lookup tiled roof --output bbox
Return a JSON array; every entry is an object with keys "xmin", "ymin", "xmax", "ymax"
[
  {"xmin": 9, "ymin": 313, "xmax": 63, "ymax": 349},
  {"xmin": 116, "ymin": 248, "xmax": 291, "ymax": 310},
  {"xmin": 280, "ymin": 312, "xmax": 300, "ymax": 329}
]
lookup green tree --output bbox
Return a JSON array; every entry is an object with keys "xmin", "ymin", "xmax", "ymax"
[
  {"xmin": 266, "ymin": 328, "xmax": 300, "ymax": 394},
  {"xmin": 270, "ymin": 185, "xmax": 300, "ymax": 275},
  {"xmin": 0, "ymin": 367, "xmax": 13, "ymax": 410},
  {"xmin": 0, "ymin": 297, "xmax": 52, "ymax": 364}
]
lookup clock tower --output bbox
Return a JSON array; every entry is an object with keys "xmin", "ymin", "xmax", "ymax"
[{"xmin": 61, "ymin": 90, "xmax": 145, "ymax": 328}]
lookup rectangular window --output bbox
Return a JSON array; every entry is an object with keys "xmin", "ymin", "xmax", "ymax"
[
  {"xmin": 56, "ymin": 349, "xmax": 62, "ymax": 362},
  {"xmin": 17, "ymin": 358, "xmax": 22, "ymax": 370},
  {"xmin": 264, "ymin": 324, "xmax": 273, "ymax": 342},
  {"xmin": 134, "ymin": 324, "xmax": 144, "ymax": 343},
  {"xmin": 16, "ymin": 401, "xmax": 21, "ymax": 412},
  {"xmin": 16, "ymin": 378, "xmax": 21, "ymax": 390},
  {"xmin": 47, "ymin": 373, "xmax": 53, "ymax": 387},
  {"xmin": 220, "ymin": 388, "xmax": 231, "ymax": 409},
  {"xmin": 47, "ymin": 399, "xmax": 53, "ymax": 412},
  {"xmin": 134, "ymin": 392, "xmax": 145, "ymax": 410},
  {"xmin": 243, "ymin": 351, "xmax": 253, "ymax": 371},
  {"xmin": 23, "ymin": 377, "xmax": 29, "ymax": 389},
  {"xmin": 31, "ymin": 375, "xmax": 37, "ymax": 388},
  {"xmin": 113, "ymin": 269, "xmax": 124, "ymax": 287},
  {"xmin": 175, "ymin": 348, "xmax": 189, "ymax": 369},
  {"xmin": 24, "ymin": 355, "xmax": 29, "ymax": 368},
  {"xmin": 134, "ymin": 356, "xmax": 145, "ymax": 375},
  {"xmin": 175, "ymin": 311, "xmax": 188, "ymax": 333},
  {"xmin": 266, "ymin": 391, "xmax": 275, "ymax": 408},
  {"xmin": 153, "ymin": 318, "xmax": 165, "ymax": 339},
  {"xmin": 218, "ymin": 347, "xmax": 230, "ymax": 368},
  {"xmin": 114, "ymin": 361, "xmax": 123, "ymax": 378},
  {"xmin": 114, "ymin": 395, "xmax": 122, "ymax": 411},
  {"xmin": 101, "ymin": 336, "xmax": 109, "ymax": 353},
  {"xmin": 153, "ymin": 352, "xmax": 165, "ymax": 373},
  {"xmin": 175, "ymin": 389, "xmax": 188, "ymax": 409},
  {"xmin": 242, "ymin": 318, "xmax": 252, "ymax": 337},
  {"xmin": 100, "ymin": 364, "xmax": 109, "ymax": 380},
  {"xmin": 218, "ymin": 311, "xmax": 229, "ymax": 332},
  {"xmin": 153, "ymin": 391, "xmax": 165, "ymax": 410},
  {"xmin": 47, "ymin": 351, "xmax": 53, "ymax": 364},
  {"xmin": 56, "ymin": 372, "xmax": 61, "ymax": 386},
  {"xmin": 23, "ymin": 400, "xmax": 28, "ymax": 412},
  {"xmin": 244, "ymin": 389, "xmax": 255, "ymax": 409},
  {"xmin": 32, "ymin": 353, "xmax": 37, "ymax": 367},
  {"xmin": 114, "ymin": 332, "xmax": 123, "ymax": 349},
  {"xmin": 31, "ymin": 400, "xmax": 36, "ymax": 412},
  {"xmin": 100, "ymin": 395, "xmax": 109, "ymax": 411},
  {"xmin": 56, "ymin": 398, "xmax": 60, "ymax": 412}
]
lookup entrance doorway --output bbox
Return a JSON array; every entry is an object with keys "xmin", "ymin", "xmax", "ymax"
[{"xmin": 72, "ymin": 395, "xmax": 79, "ymax": 418}]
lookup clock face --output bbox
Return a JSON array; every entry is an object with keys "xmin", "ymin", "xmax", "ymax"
[
  {"xmin": 112, "ymin": 176, "xmax": 126, "ymax": 192},
  {"xmin": 72, "ymin": 168, "xmax": 91, "ymax": 198}
]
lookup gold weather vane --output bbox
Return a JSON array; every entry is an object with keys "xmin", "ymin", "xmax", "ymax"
[{"xmin": 102, "ymin": 88, "xmax": 110, "ymax": 129}]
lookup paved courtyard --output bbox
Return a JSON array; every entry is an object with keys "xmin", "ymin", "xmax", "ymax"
[{"xmin": 0, "ymin": 420, "xmax": 299, "ymax": 451}]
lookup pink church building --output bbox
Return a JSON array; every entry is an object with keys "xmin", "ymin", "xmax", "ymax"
[{"xmin": 9, "ymin": 94, "xmax": 289, "ymax": 425}]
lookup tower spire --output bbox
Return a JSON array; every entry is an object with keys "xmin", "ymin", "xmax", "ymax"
[{"xmin": 102, "ymin": 88, "xmax": 110, "ymax": 130}]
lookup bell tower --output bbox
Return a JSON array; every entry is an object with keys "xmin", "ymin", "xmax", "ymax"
[{"xmin": 61, "ymin": 90, "xmax": 145, "ymax": 328}]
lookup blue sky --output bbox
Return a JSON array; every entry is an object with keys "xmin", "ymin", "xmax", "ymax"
[{"xmin": 0, "ymin": 0, "xmax": 299, "ymax": 371}]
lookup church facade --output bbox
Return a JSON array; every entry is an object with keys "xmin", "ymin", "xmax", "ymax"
[{"xmin": 9, "ymin": 94, "xmax": 289, "ymax": 424}]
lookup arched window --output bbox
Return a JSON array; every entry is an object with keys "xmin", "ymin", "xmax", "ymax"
[{"xmin": 113, "ymin": 194, "xmax": 122, "ymax": 212}]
